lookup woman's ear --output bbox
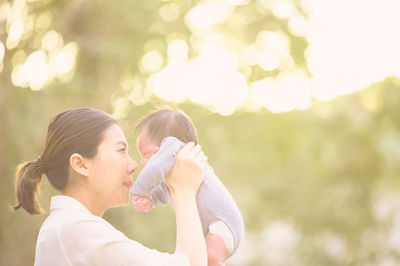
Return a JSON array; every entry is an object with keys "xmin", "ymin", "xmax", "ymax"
[{"xmin": 70, "ymin": 153, "xmax": 89, "ymax": 176}]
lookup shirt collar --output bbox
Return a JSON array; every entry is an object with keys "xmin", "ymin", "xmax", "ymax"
[{"xmin": 50, "ymin": 195, "xmax": 92, "ymax": 215}]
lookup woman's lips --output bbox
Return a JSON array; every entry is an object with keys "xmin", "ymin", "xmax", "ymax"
[{"xmin": 123, "ymin": 180, "xmax": 133, "ymax": 188}]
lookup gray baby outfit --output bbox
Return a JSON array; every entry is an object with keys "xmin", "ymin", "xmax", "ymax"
[{"xmin": 131, "ymin": 137, "xmax": 244, "ymax": 255}]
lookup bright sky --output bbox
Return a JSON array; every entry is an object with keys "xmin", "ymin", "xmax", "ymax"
[
  {"xmin": 306, "ymin": 0, "xmax": 400, "ymax": 101},
  {"xmin": 145, "ymin": 0, "xmax": 400, "ymax": 115}
]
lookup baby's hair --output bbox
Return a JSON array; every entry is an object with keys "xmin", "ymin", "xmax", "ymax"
[{"xmin": 136, "ymin": 108, "xmax": 198, "ymax": 144}]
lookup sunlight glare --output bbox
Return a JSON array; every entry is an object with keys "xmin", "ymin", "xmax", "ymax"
[
  {"xmin": 35, "ymin": 12, "xmax": 52, "ymax": 30},
  {"xmin": 7, "ymin": 0, "xmax": 27, "ymax": 24},
  {"xmin": 141, "ymin": 50, "xmax": 163, "ymax": 73},
  {"xmin": 250, "ymin": 69, "xmax": 310, "ymax": 113},
  {"xmin": 278, "ymin": 54, "xmax": 295, "ymax": 72},
  {"xmin": 0, "ymin": 42, "xmax": 5, "ymax": 63},
  {"xmin": 271, "ymin": 0, "xmax": 297, "ymax": 19},
  {"xmin": 159, "ymin": 3, "xmax": 180, "ymax": 22},
  {"xmin": 145, "ymin": 0, "xmax": 400, "ymax": 115},
  {"xmin": 234, "ymin": 5, "xmax": 257, "ymax": 25},
  {"xmin": 12, "ymin": 42, "xmax": 78, "ymax": 90},
  {"xmin": 305, "ymin": 0, "xmax": 400, "ymax": 101},
  {"xmin": 190, "ymin": 31, "xmax": 228, "ymax": 54},
  {"xmin": 151, "ymin": 44, "xmax": 247, "ymax": 115},
  {"xmin": 185, "ymin": 2, "xmax": 233, "ymax": 31},
  {"xmin": 0, "ymin": 42, "xmax": 4, "ymax": 74},
  {"xmin": 152, "ymin": 60, "xmax": 189, "ymax": 103},
  {"xmin": 0, "ymin": 3, "xmax": 11, "ymax": 22},
  {"xmin": 196, "ymin": 45, "xmax": 238, "ymax": 70},
  {"xmin": 259, "ymin": 0, "xmax": 274, "ymax": 10},
  {"xmin": 49, "ymin": 42, "xmax": 78, "ymax": 77},
  {"xmin": 167, "ymin": 39, "xmax": 189, "ymax": 61},
  {"xmin": 288, "ymin": 15, "xmax": 309, "ymax": 37},
  {"xmin": 12, "ymin": 50, "xmax": 49, "ymax": 91},
  {"xmin": 242, "ymin": 44, "xmax": 258, "ymax": 66},
  {"xmin": 111, "ymin": 97, "xmax": 130, "ymax": 119},
  {"xmin": 256, "ymin": 31, "xmax": 289, "ymax": 54},
  {"xmin": 25, "ymin": 50, "xmax": 48, "ymax": 91},
  {"xmin": 257, "ymin": 51, "xmax": 280, "ymax": 71},
  {"xmin": 12, "ymin": 64, "xmax": 28, "ymax": 87},
  {"xmin": 228, "ymin": 0, "xmax": 249, "ymax": 5},
  {"xmin": 188, "ymin": 52, "xmax": 247, "ymax": 115},
  {"xmin": 6, "ymin": 20, "xmax": 24, "ymax": 49},
  {"xmin": 42, "ymin": 30, "xmax": 63, "ymax": 52},
  {"xmin": 127, "ymin": 79, "xmax": 151, "ymax": 105}
]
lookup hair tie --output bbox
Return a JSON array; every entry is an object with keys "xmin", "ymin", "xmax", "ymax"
[{"xmin": 36, "ymin": 156, "xmax": 47, "ymax": 174}]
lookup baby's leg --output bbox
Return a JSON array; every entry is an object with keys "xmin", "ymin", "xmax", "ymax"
[{"xmin": 206, "ymin": 220, "xmax": 234, "ymax": 266}]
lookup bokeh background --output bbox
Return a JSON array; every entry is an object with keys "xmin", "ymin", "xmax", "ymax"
[{"xmin": 2, "ymin": 0, "xmax": 400, "ymax": 265}]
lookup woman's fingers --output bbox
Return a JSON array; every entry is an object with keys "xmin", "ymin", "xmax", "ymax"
[
  {"xmin": 187, "ymin": 144, "xmax": 202, "ymax": 159},
  {"xmin": 187, "ymin": 144, "xmax": 208, "ymax": 167},
  {"xmin": 181, "ymin": 143, "xmax": 204, "ymax": 163},
  {"xmin": 178, "ymin": 142, "xmax": 195, "ymax": 157},
  {"xmin": 194, "ymin": 151, "xmax": 208, "ymax": 166},
  {"xmin": 178, "ymin": 143, "xmax": 208, "ymax": 171},
  {"xmin": 166, "ymin": 141, "xmax": 207, "ymax": 195}
]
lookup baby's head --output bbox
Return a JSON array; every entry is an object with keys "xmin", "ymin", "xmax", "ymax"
[{"xmin": 136, "ymin": 108, "xmax": 198, "ymax": 166}]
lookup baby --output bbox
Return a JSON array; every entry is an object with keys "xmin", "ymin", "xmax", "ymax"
[{"xmin": 131, "ymin": 108, "xmax": 244, "ymax": 265}]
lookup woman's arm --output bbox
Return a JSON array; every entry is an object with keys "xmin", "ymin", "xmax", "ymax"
[
  {"xmin": 173, "ymin": 192, "xmax": 206, "ymax": 266},
  {"xmin": 166, "ymin": 142, "xmax": 208, "ymax": 266}
]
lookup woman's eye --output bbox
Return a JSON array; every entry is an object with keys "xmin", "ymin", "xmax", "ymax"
[{"xmin": 119, "ymin": 148, "xmax": 126, "ymax": 153}]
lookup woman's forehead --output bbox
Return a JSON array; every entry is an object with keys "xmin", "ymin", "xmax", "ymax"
[{"xmin": 103, "ymin": 124, "xmax": 127, "ymax": 145}]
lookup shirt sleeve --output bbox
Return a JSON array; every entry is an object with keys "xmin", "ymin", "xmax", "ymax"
[{"xmin": 60, "ymin": 215, "xmax": 190, "ymax": 266}]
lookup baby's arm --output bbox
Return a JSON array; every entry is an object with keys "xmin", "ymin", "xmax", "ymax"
[
  {"xmin": 132, "ymin": 195, "xmax": 152, "ymax": 212},
  {"xmin": 131, "ymin": 137, "xmax": 185, "ymax": 200},
  {"xmin": 149, "ymin": 184, "xmax": 170, "ymax": 206},
  {"xmin": 132, "ymin": 185, "xmax": 170, "ymax": 212}
]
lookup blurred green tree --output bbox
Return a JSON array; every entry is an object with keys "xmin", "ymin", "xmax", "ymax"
[{"xmin": 2, "ymin": 0, "xmax": 400, "ymax": 265}]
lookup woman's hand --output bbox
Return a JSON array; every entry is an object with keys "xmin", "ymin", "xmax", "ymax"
[{"xmin": 165, "ymin": 142, "xmax": 207, "ymax": 197}]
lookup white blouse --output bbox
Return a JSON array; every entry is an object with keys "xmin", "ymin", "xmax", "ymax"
[{"xmin": 34, "ymin": 196, "xmax": 189, "ymax": 266}]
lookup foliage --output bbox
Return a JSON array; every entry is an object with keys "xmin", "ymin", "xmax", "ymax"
[{"xmin": 1, "ymin": 0, "xmax": 400, "ymax": 265}]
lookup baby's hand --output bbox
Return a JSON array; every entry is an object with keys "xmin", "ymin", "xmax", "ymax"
[{"xmin": 132, "ymin": 195, "xmax": 152, "ymax": 212}]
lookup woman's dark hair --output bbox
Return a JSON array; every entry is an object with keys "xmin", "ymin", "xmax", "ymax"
[
  {"xmin": 136, "ymin": 108, "xmax": 198, "ymax": 145},
  {"xmin": 13, "ymin": 108, "xmax": 116, "ymax": 215}
]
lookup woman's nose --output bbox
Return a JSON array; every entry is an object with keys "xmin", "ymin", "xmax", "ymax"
[{"xmin": 128, "ymin": 156, "xmax": 139, "ymax": 174}]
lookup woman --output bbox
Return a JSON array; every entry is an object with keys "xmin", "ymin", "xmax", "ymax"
[{"xmin": 13, "ymin": 107, "xmax": 207, "ymax": 266}]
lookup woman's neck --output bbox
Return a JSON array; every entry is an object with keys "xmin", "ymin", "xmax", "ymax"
[{"xmin": 64, "ymin": 185, "xmax": 106, "ymax": 217}]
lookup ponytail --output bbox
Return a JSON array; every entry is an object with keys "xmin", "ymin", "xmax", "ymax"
[
  {"xmin": 13, "ymin": 158, "xmax": 45, "ymax": 215},
  {"xmin": 12, "ymin": 108, "xmax": 116, "ymax": 215}
]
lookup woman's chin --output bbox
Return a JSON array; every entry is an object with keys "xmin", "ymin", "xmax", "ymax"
[
  {"xmin": 110, "ymin": 196, "xmax": 130, "ymax": 208},
  {"xmin": 120, "ymin": 196, "xmax": 130, "ymax": 206}
]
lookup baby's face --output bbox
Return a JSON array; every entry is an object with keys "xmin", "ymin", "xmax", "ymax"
[{"xmin": 136, "ymin": 131, "xmax": 159, "ymax": 167}]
